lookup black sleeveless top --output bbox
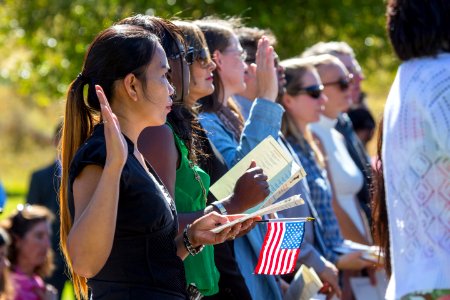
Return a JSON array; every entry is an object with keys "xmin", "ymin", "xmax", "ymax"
[{"xmin": 68, "ymin": 125, "xmax": 187, "ymax": 299}]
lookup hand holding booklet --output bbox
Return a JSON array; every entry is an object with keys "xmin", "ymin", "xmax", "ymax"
[
  {"xmin": 333, "ymin": 240, "xmax": 385, "ymax": 264},
  {"xmin": 211, "ymin": 195, "xmax": 305, "ymax": 233},
  {"xmin": 209, "ymin": 136, "xmax": 306, "ymax": 214}
]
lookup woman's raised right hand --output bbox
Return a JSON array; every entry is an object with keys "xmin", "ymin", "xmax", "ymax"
[
  {"xmin": 255, "ymin": 36, "xmax": 278, "ymax": 102},
  {"xmin": 96, "ymin": 85, "xmax": 128, "ymax": 170}
]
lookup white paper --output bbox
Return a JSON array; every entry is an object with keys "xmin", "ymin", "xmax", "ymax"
[{"xmin": 210, "ymin": 195, "xmax": 305, "ymax": 233}]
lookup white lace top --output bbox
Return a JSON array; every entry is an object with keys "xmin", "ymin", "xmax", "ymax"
[
  {"xmin": 310, "ymin": 116, "xmax": 367, "ymax": 238},
  {"xmin": 382, "ymin": 53, "xmax": 450, "ymax": 299}
]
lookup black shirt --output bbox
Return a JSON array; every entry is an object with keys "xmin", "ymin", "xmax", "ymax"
[{"xmin": 68, "ymin": 124, "xmax": 187, "ymax": 299}]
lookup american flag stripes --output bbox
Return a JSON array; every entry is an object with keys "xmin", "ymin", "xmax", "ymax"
[{"xmin": 254, "ymin": 221, "xmax": 305, "ymax": 275}]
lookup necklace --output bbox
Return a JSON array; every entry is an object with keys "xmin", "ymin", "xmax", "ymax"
[{"xmin": 188, "ymin": 161, "xmax": 208, "ymax": 204}]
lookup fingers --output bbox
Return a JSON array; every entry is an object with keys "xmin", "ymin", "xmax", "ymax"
[{"xmin": 247, "ymin": 160, "xmax": 256, "ymax": 169}]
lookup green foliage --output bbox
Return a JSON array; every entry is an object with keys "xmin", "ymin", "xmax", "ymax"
[{"xmin": 0, "ymin": 0, "xmax": 398, "ymax": 106}]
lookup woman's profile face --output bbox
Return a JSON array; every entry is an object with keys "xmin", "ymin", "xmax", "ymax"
[
  {"xmin": 167, "ymin": 39, "xmax": 190, "ymax": 102},
  {"xmin": 286, "ymin": 69, "xmax": 327, "ymax": 125},
  {"xmin": 16, "ymin": 221, "xmax": 51, "ymax": 271},
  {"xmin": 320, "ymin": 64, "xmax": 352, "ymax": 117},
  {"xmin": 188, "ymin": 45, "xmax": 216, "ymax": 106},
  {"xmin": 216, "ymin": 34, "xmax": 247, "ymax": 97},
  {"xmin": 139, "ymin": 43, "xmax": 175, "ymax": 125}
]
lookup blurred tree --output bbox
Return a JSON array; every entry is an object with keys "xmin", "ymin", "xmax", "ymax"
[{"xmin": 0, "ymin": 0, "xmax": 397, "ymax": 106}]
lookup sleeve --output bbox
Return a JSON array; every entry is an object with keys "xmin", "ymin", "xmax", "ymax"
[
  {"xmin": 68, "ymin": 136, "xmax": 107, "ymax": 182},
  {"xmin": 237, "ymin": 98, "xmax": 284, "ymax": 166},
  {"xmin": 199, "ymin": 112, "xmax": 239, "ymax": 169},
  {"xmin": 297, "ymin": 240, "xmax": 327, "ymax": 274},
  {"xmin": 199, "ymin": 99, "xmax": 284, "ymax": 168}
]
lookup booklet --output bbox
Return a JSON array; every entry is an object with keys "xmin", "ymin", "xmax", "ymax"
[
  {"xmin": 284, "ymin": 265, "xmax": 323, "ymax": 300},
  {"xmin": 209, "ymin": 136, "xmax": 306, "ymax": 214},
  {"xmin": 333, "ymin": 240, "xmax": 385, "ymax": 264},
  {"xmin": 210, "ymin": 195, "xmax": 305, "ymax": 233}
]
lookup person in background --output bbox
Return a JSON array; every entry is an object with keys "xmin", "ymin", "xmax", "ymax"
[
  {"xmin": 27, "ymin": 122, "xmax": 67, "ymax": 299},
  {"xmin": 0, "ymin": 228, "xmax": 13, "ymax": 300},
  {"xmin": 310, "ymin": 54, "xmax": 372, "ymax": 245},
  {"xmin": 1, "ymin": 205, "xmax": 57, "ymax": 300},
  {"xmin": 347, "ymin": 107, "xmax": 376, "ymax": 149},
  {"xmin": 194, "ymin": 18, "xmax": 287, "ymax": 299},
  {"xmin": 302, "ymin": 42, "xmax": 373, "ymax": 227},
  {"xmin": 382, "ymin": 0, "xmax": 450, "ymax": 298},
  {"xmin": 234, "ymin": 25, "xmax": 341, "ymax": 299}
]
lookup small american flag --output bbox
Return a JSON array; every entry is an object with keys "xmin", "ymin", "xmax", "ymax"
[{"xmin": 254, "ymin": 221, "xmax": 305, "ymax": 275}]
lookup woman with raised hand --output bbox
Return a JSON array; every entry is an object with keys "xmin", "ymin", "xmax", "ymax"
[
  {"xmin": 194, "ymin": 18, "xmax": 281, "ymax": 169},
  {"xmin": 59, "ymin": 24, "xmax": 245, "ymax": 300}
]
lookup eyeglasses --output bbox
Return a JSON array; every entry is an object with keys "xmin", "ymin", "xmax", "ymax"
[
  {"xmin": 222, "ymin": 48, "xmax": 247, "ymax": 61},
  {"xmin": 291, "ymin": 84, "xmax": 324, "ymax": 99},
  {"xmin": 185, "ymin": 47, "xmax": 213, "ymax": 68},
  {"xmin": 323, "ymin": 73, "xmax": 354, "ymax": 91}
]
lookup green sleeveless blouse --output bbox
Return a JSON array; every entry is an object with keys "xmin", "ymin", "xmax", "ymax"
[{"xmin": 172, "ymin": 131, "xmax": 220, "ymax": 296}]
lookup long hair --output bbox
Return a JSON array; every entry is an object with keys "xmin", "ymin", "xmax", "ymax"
[
  {"xmin": 371, "ymin": 117, "xmax": 391, "ymax": 276},
  {"xmin": 2, "ymin": 205, "xmax": 55, "ymax": 278},
  {"xmin": 60, "ymin": 24, "xmax": 159, "ymax": 299},
  {"xmin": 194, "ymin": 19, "xmax": 244, "ymax": 124},
  {"xmin": 386, "ymin": 0, "xmax": 450, "ymax": 61},
  {"xmin": 279, "ymin": 58, "xmax": 325, "ymax": 168}
]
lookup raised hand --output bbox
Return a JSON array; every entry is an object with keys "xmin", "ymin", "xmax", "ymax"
[
  {"xmin": 96, "ymin": 85, "xmax": 128, "ymax": 170},
  {"xmin": 231, "ymin": 160, "xmax": 270, "ymax": 212},
  {"xmin": 255, "ymin": 36, "xmax": 278, "ymax": 102}
]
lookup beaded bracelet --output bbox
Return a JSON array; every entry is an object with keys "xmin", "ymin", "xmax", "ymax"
[{"xmin": 183, "ymin": 224, "xmax": 205, "ymax": 256}]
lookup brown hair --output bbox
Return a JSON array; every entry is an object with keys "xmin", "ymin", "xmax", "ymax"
[
  {"xmin": 386, "ymin": 0, "xmax": 450, "ymax": 61},
  {"xmin": 371, "ymin": 117, "xmax": 391, "ymax": 276},
  {"xmin": 194, "ymin": 19, "xmax": 244, "ymax": 124},
  {"xmin": 235, "ymin": 26, "xmax": 277, "ymax": 64},
  {"xmin": 2, "ymin": 205, "xmax": 55, "ymax": 278},
  {"xmin": 279, "ymin": 58, "xmax": 325, "ymax": 168},
  {"xmin": 60, "ymin": 24, "xmax": 159, "ymax": 299}
]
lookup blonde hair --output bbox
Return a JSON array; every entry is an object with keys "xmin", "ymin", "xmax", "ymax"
[
  {"xmin": 301, "ymin": 41, "xmax": 356, "ymax": 58},
  {"xmin": 307, "ymin": 54, "xmax": 348, "ymax": 77}
]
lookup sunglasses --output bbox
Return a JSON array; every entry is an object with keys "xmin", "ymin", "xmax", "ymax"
[
  {"xmin": 291, "ymin": 84, "xmax": 324, "ymax": 99},
  {"xmin": 323, "ymin": 73, "xmax": 354, "ymax": 91},
  {"xmin": 185, "ymin": 47, "xmax": 213, "ymax": 68}
]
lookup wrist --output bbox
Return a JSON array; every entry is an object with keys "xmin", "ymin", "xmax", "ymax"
[
  {"xmin": 211, "ymin": 200, "xmax": 228, "ymax": 215},
  {"xmin": 183, "ymin": 224, "xmax": 204, "ymax": 255}
]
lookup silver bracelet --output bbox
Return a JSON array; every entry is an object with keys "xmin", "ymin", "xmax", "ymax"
[
  {"xmin": 183, "ymin": 224, "xmax": 204, "ymax": 256},
  {"xmin": 211, "ymin": 201, "xmax": 227, "ymax": 215}
]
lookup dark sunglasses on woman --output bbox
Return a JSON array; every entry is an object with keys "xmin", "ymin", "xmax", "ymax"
[
  {"xmin": 291, "ymin": 84, "xmax": 324, "ymax": 99},
  {"xmin": 323, "ymin": 73, "xmax": 354, "ymax": 91},
  {"xmin": 185, "ymin": 47, "xmax": 213, "ymax": 68}
]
